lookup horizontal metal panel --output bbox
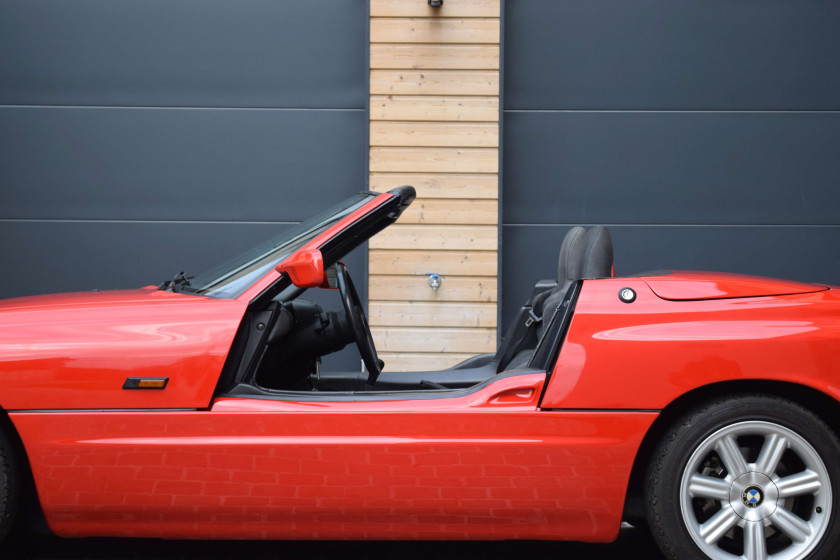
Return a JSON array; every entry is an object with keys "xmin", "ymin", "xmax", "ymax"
[
  {"xmin": 0, "ymin": 221, "xmax": 286, "ymax": 298},
  {"xmin": 0, "ymin": 220, "xmax": 366, "ymax": 299},
  {"xmin": 501, "ymin": 225, "xmax": 840, "ymax": 329},
  {"xmin": 0, "ymin": 221, "xmax": 365, "ymax": 371},
  {"xmin": 502, "ymin": 112, "xmax": 840, "ymax": 226},
  {"xmin": 0, "ymin": 0, "xmax": 365, "ymax": 108},
  {"xmin": 0, "ymin": 107, "xmax": 367, "ymax": 221},
  {"xmin": 504, "ymin": 0, "xmax": 840, "ymax": 110}
]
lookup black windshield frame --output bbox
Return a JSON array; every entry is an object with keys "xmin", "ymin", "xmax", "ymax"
[{"xmin": 176, "ymin": 193, "xmax": 377, "ymax": 300}]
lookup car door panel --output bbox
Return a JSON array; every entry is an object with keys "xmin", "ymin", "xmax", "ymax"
[{"xmin": 10, "ymin": 373, "xmax": 655, "ymax": 541}]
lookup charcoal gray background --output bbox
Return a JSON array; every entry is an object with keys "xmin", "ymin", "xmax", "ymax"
[
  {"xmin": 502, "ymin": 0, "xmax": 840, "ymax": 328},
  {"xmin": 4, "ymin": 0, "xmax": 840, "ymax": 355},
  {"xmin": 0, "ymin": 0, "xmax": 368, "ymax": 369}
]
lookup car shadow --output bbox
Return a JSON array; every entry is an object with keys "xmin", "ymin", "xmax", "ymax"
[{"xmin": 1, "ymin": 526, "xmax": 663, "ymax": 560}]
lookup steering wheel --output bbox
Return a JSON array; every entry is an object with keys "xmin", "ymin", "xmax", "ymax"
[{"xmin": 335, "ymin": 263, "xmax": 383, "ymax": 386}]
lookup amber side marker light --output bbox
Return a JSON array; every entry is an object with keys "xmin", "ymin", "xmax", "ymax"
[{"xmin": 123, "ymin": 377, "xmax": 169, "ymax": 390}]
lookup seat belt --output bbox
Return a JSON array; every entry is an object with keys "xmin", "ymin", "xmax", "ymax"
[
  {"xmin": 495, "ymin": 285, "xmax": 553, "ymax": 371},
  {"xmin": 524, "ymin": 308, "xmax": 542, "ymax": 328}
]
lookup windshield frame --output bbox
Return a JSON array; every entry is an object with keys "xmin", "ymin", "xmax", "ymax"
[{"xmin": 169, "ymin": 192, "xmax": 379, "ymax": 300}]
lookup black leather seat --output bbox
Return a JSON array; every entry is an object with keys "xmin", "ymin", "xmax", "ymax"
[{"xmin": 503, "ymin": 226, "xmax": 614, "ymax": 370}]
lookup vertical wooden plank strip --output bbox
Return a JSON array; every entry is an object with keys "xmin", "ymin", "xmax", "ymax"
[{"xmin": 369, "ymin": 0, "xmax": 501, "ymax": 371}]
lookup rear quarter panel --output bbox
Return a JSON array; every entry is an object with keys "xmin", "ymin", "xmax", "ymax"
[{"xmin": 542, "ymin": 279, "xmax": 840, "ymax": 410}]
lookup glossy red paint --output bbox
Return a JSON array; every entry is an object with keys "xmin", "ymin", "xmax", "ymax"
[
  {"xmin": 643, "ymin": 270, "xmax": 828, "ymax": 300},
  {"xmin": 236, "ymin": 192, "xmax": 393, "ymax": 303},
  {"xmin": 3, "ymin": 187, "xmax": 840, "ymax": 547},
  {"xmin": 0, "ymin": 194, "xmax": 393, "ymax": 412},
  {"xmin": 10, "ymin": 372, "xmax": 655, "ymax": 541},
  {"xmin": 0, "ymin": 289, "xmax": 245, "ymax": 410},
  {"xmin": 541, "ymin": 274, "xmax": 840, "ymax": 410},
  {"xmin": 275, "ymin": 248, "xmax": 326, "ymax": 288}
]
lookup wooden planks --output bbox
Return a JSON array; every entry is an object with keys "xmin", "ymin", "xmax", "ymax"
[
  {"xmin": 370, "ymin": 249, "xmax": 497, "ymax": 276},
  {"xmin": 371, "ymin": 18, "xmax": 499, "ymax": 44},
  {"xmin": 397, "ymin": 199, "xmax": 498, "ymax": 225},
  {"xmin": 368, "ymin": 0, "xmax": 500, "ymax": 371},
  {"xmin": 371, "ymin": 0, "xmax": 500, "ymax": 18},
  {"xmin": 370, "ymin": 122, "xmax": 498, "ymax": 148},
  {"xmin": 370, "ymin": 147, "xmax": 498, "ymax": 173},
  {"xmin": 370, "ymin": 96, "xmax": 498, "ymax": 122},
  {"xmin": 370, "ymin": 70, "xmax": 498, "ymax": 96},
  {"xmin": 370, "ymin": 301, "xmax": 497, "ymax": 327},
  {"xmin": 370, "ymin": 224, "xmax": 497, "ymax": 250},
  {"xmin": 371, "ymin": 327, "xmax": 497, "ymax": 353},
  {"xmin": 369, "ymin": 276, "xmax": 496, "ymax": 303},
  {"xmin": 370, "ymin": 173, "xmax": 497, "ymax": 199},
  {"xmin": 371, "ymin": 44, "xmax": 499, "ymax": 70}
]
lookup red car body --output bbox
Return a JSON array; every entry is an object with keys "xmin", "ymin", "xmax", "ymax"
[{"xmin": 0, "ymin": 189, "xmax": 838, "ymax": 549}]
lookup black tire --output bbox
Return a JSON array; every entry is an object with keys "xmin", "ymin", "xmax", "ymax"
[
  {"xmin": 0, "ymin": 423, "xmax": 20, "ymax": 544},
  {"xmin": 645, "ymin": 394, "xmax": 840, "ymax": 560}
]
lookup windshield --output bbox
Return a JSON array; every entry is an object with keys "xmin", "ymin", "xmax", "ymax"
[{"xmin": 179, "ymin": 193, "xmax": 376, "ymax": 299}]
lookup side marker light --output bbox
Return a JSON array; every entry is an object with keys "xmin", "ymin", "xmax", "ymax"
[{"xmin": 123, "ymin": 377, "xmax": 169, "ymax": 390}]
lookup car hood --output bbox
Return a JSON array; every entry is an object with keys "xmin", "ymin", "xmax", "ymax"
[
  {"xmin": 0, "ymin": 288, "xmax": 246, "ymax": 410},
  {"xmin": 0, "ymin": 287, "xmax": 192, "ymax": 312},
  {"xmin": 641, "ymin": 271, "xmax": 829, "ymax": 301}
]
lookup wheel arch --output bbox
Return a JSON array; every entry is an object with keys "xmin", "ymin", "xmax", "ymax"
[
  {"xmin": 622, "ymin": 379, "xmax": 840, "ymax": 524},
  {"xmin": 0, "ymin": 406, "xmax": 50, "ymax": 539}
]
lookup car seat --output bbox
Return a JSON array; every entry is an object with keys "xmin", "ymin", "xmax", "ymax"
[{"xmin": 500, "ymin": 226, "xmax": 614, "ymax": 371}]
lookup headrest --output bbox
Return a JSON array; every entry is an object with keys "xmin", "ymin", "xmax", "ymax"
[
  {"xmin": 557, "ymin": 226, "xmax": 587, "ymax": 285},
  {"xmin": 580, "ymin": 226, "xmax": 614, "ymax": 279}
]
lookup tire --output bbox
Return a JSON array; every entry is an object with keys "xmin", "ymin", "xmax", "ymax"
[
  {"xmin": 0, "ymin": 423, "xmax": 20, "ymax": 544},
  {"xmin": 645, "ymin": 394, "xmax": 840, "ymax": 560}
]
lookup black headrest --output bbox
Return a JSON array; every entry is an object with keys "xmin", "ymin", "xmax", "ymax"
[
  {"xmin": 557, "ymin": 226, "xmax": 587, "ymax": 285},
  {"xmin": 580, "ymin": 226, "xmax": 614, "ymax": 279}
]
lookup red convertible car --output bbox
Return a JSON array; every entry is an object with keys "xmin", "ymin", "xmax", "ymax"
[{"xmin": 0, "ymin": 186, "xmax": 838, "ymax": 560}]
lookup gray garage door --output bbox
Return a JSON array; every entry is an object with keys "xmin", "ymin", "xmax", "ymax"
[
  {"xmin": 0, "ymin": 0, "xmax": 367, "ymax": 302},
  {"xmin": 502, "ymin": 0, "xmax": 840, "ymax": 327}
]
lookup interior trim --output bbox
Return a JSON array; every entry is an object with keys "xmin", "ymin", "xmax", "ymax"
[{"xmin": 218, "ymin": 369, "xmax": 546, "ymax": 402}]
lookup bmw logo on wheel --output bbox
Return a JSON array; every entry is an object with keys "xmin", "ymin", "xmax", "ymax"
[{"xmin": 742, "ymin": 487, "xmax": 763, "ymax": 508}]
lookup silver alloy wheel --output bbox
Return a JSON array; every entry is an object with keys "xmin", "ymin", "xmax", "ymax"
[{"xmin": 680, "ymin": 421, "xmax": 832, "ymax": 560}]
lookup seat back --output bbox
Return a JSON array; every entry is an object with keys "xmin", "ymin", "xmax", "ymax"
[
  {"xmin": 533, "ymin": 226, "xmax": 587, "ymax": 339},
  {"xmin": 495, "ymin": 226, "xmax": 585, "ymax": 370},
  {"xmin": 498, "ymin": 226, "xmax": 614, "ymax": 371},
  {"xmin": 580, "ymin": 225, "xmax": 614, "ymax": 280}
]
